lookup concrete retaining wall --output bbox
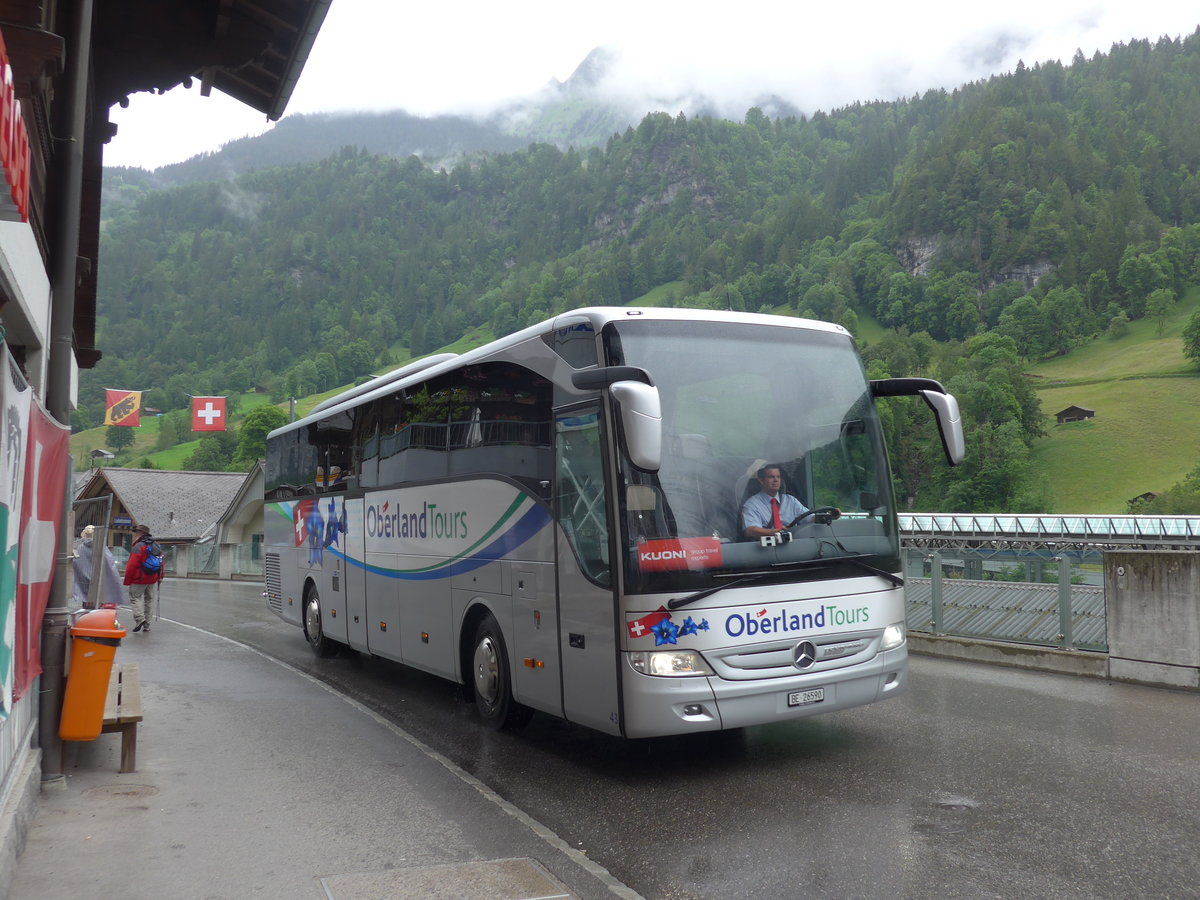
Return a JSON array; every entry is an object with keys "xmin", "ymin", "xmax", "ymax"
[
  {"xmin": 911, "ymin": 551, "xmax": 1200, "ymax": 692},
  {"xmin": 0, "ymin": 746, "xmax": 40, "ymax": 900},
  {"xmin": 1105, "ymin": 551, "xmax": 1200, "ymax": 689},
  {"xmin": 909, "ymin": 634, "xmax": 1110, "ymax": 678}
]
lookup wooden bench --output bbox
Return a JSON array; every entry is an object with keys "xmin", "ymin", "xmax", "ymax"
[{"xmin": 101, "ymin": 663, "xmax": 143, "ymax": 773}]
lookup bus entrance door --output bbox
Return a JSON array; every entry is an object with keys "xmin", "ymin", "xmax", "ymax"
[{"xmin": 555, "ymin": 407, "xmax": 622, "ymax": 736}]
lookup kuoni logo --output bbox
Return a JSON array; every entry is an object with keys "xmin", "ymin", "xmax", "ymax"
[{"xmin": 637, "ymin": 537, "xmax": 722, "ymax": 572}]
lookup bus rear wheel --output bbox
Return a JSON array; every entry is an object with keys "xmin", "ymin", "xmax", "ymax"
[
  {"xmin": 472, "ymin": 613, "xmax": 533, "ymax": 730},
  {"xmin": 303, "ymin": 585, "xmax": 338, "ymax": 658}
]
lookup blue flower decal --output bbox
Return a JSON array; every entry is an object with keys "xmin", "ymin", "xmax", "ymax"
[
  {"xmin": 324, "ymin": 497, "xmax": 341, "ymax": 549},
  {"xmin": 306, "ymin": 502, "xmax": 324, "ymax": 567},
  {"xmin": 679, "ymin": 617, "xmax": 698, "ymax": 637},
  {"xmin": 650, "ymin": 617, "xmax": 680, "ymax": 645}
]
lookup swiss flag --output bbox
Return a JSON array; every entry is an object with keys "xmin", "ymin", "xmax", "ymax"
[
  {"xmin": 292, "ymin": 499, "xmax": 318, "ymax": 547},
  {"xmin": 191, "ymin": 396, "xmax": 227, "ymax": 431},
  {"xmin": 627, "ymin": 607, "xmax": 671, "ymax": 640}
]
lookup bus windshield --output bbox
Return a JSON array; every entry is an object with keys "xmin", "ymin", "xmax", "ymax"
[{"xmin": 604, "ymin": 319, "xmax": 899, "ymax": 593}]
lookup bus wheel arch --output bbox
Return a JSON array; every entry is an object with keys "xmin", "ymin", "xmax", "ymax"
[
  {"xmin": 465, "ymin": 607, "xmax": 532, "ymax": 730},
  {"xmin": 458, "ymin": 605, "xmax": 490, "ymax": 701},
  {"xmin": 302, "ymin": 580, "xmax": 338, "ymax": 658}
]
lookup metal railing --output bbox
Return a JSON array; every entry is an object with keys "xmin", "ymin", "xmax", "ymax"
[{"xmin": 901, "ymin": 545, "xmax": 1108, "ymax": 652}]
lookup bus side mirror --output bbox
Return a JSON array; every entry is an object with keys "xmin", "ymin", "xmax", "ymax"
[
  {"xmin": 920, "ymin": 389, "xmax": 965, "ymax": 466},
  {"xmin": 871, "ymin": 377, "xmax": 965, "ymax": 467},
  {"xmin": 610, "ymin": 380, "xmax": 662, "ymax": 472},
  {"xmin": 572, "ymin": 366, "xmax": 663, "ymax": 472}
]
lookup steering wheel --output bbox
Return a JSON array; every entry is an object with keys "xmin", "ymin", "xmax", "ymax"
[{"xmin": 786, "ymin": 506, "xmax": 841, "ymax": 528}]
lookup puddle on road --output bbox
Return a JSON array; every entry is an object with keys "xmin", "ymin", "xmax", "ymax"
[{"xmin": 914, "ymin": 795, "xmax": 981, "ymax": 835}]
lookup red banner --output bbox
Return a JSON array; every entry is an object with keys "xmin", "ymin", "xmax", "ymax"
[
  {"xmin": 191, "ymin": 395, "xmax": 227, "ymax": 431},
  {"xmin": 1, "ymin": 341, "xmax": 31, "ymax": 716},
  {"xmin": 13, "ymin": 399, "xmax": 69, "ymax": 701},
  {"xmin": 104, "ymin": 388, "xmax": 141, "ymax": 426},
  {"xmin": 636, "ymin": 537, "xmax": 723, "ymax": 572}
]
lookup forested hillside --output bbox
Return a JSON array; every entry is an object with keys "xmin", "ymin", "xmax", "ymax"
[
  {"xmin": 88, "ymin": 32, "xmax": 1200, "ymax": 512},
  {"xmin": 102, "ymin": 110, "xmax": 530, "ymax": 194}
]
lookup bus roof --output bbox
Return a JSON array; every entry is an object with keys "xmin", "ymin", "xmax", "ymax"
[{"xmin": 267, "ymin": 307, "xmax": 848, "ymax": 441}]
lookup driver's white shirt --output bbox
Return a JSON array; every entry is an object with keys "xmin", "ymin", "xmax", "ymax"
[{"xmin": 742, "ymin": 490, "xmax": 807, "ymax": 530}]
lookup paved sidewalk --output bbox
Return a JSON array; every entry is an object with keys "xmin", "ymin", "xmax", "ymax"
[{"xmin": 9, "ymin": 614, "xmax": 638, "ymax": 900}]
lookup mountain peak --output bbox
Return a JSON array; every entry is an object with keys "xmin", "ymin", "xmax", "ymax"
[{"xmin": 560, "ymin": 45, "xmax": 619, "ymax": 93}]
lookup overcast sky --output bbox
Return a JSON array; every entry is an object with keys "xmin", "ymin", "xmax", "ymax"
[{"xmin": 103, "ymin": 2, "xmax": 1200, "ymax": 170}]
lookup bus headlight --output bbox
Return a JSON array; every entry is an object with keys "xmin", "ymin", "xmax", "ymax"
[
  {"xmin": 628, "ymin": 649, "xmax": 714, "ymax": 676},
  {"xmin": 881, "ymin": 622, "xmax": 906, "ymax": 650}
]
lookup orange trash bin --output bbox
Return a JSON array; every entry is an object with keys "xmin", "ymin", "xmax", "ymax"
[{"xmin": 59, "ymin": 608, "xmax": 127, "ymax": 741}]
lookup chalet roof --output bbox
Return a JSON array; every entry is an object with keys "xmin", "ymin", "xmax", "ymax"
[
  {"xmin": 1056, "ymin": 405, "xmax": 1094, "ymax": 416},
  {"xmin": 78, "ymin": 467, "xmax": 250, "ymax": 541},
  {"xmin": 92, "ymin": 0, "xmax": 332, "ymax": 123}
]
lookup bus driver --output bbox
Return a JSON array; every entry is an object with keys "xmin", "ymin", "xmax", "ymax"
[{"xmin": 741, "ymin": 464, "xmax": 808, "ymax": 539}]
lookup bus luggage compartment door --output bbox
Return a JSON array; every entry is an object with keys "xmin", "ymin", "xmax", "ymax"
[
  {"xmin": 511, "ymin": 564, "xmax": 561, "ymax": 717},
  {"xmin": 342, "ymin": 498, "xmax": 368, "ymax": 650},
  {"xmin": 556, "ymin": 550, "xmax": 621, "ymax": 736}
]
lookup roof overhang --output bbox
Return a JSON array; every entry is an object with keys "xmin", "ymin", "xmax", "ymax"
[{"xmin": 93, "ymin": 0, "xmax": 332, "ymax": 121}]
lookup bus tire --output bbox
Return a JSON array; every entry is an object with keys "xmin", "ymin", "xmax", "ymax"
[
  {"xmin": 472, "ymin": 613, "xmax": 533, "ymax": 730},
  {"xmin": 303, "ymin": 585, "xmax": 338, "ymax": 658}
]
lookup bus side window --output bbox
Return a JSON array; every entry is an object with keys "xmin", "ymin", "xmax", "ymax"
[
  {"xmin": 450, "ymin": 362, "xmax": 554, "ymax": 490},
  {"xmin": 379, "ymin": 382, "xmax": 450, "ymax": 483},
  {"xmin": 309, "ymin": 409, "xmax": 355, "ymax": 493},
  {"xmin": 354, "ymin": 397, "xmax": 384, "ymax": 489}
]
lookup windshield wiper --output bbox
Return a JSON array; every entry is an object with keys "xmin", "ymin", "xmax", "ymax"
[
  {"xmin": 835, "ymin": 555, "xmax": 904, "ymax": 586},
  {"xmin": 667, "ymin": 573, "xmax": 776, "ymax": 610},
  {"xmin": 666, "ymin": 556, "xmax": 902, "ymax": 610},
  {"xmin": 778, "ymin": 553, "xmax": 903, "ymax": 587}
]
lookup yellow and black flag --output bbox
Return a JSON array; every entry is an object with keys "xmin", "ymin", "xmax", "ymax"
[{"xmin": 104, "ymin": 389, "xmax": 142, "ymax": 426}]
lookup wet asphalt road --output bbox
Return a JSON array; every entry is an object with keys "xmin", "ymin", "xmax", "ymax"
[{"xmin": 154, "ymin": 579, "xmax": 1199, "ymax": 899}]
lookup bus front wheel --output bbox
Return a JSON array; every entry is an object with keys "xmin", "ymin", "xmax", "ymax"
[
  {"xmin": 472, "ymin": 614, "xmax": 533, "ymax": 730},
  {"xmin": 303, "ymin": 586, "xmax": 338, "ymax": 658}
]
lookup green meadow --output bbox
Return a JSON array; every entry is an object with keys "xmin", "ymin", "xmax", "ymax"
[{"xmin": 1028, "ymin": 292, "xmax": 1200, "ymax": 513}]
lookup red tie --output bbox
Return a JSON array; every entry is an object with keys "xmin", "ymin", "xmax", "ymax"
[{"xmin": 771, "ymin": 497, "xmax": 782, "ymax": 529}]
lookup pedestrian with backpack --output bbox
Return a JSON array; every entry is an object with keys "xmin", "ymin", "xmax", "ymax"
[{"xmin": 124, "ymin": 523, "xmax": 164, "ymax": 632}]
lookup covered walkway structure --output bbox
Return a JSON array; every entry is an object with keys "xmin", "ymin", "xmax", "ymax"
[
  {"xmin": 896, "ymin": 514, "xmax": 1200, "ymax": 654},
  {"xmin": 899, "ymin": 513, "xmax": 1200, "ymax": 551}
]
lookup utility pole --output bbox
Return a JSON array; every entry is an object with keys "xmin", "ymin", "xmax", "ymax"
[{"xmin": 40, "ymin": 0, "xmax": 96, "ymax": 785}]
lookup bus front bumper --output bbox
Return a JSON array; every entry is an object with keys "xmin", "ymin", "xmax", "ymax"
[{"xmin": 621, "ymin": 646, "xmax": 907, "ymax": 738}]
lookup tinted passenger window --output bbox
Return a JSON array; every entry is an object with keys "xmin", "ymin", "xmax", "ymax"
[
  {"xmin": 544, "ymin": 320, "xmax": 598, "ymax": 369},
  {"xmin": 363, "ymin": 362, "xmax": 553, "ymax": 491}
]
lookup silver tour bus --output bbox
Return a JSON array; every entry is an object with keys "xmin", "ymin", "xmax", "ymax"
[{"xmin": 263, "ymin": 307, "xmax": 963, "ymax": 737}]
